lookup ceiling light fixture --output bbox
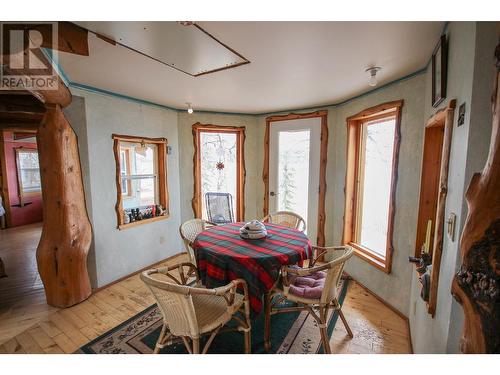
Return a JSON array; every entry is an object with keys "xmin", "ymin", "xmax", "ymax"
[
  {"xmin": 366, "ymin": 67, "xmax": 381, "ymax": 87},
  {"xmin": 186, "ymin": 102, "xmax": 194, "ymax": 114}
]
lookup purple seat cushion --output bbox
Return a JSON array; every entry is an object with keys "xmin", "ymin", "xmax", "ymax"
[{"xmin": 288, "ymin": 270, "xmax": 327, "ymax": 299}]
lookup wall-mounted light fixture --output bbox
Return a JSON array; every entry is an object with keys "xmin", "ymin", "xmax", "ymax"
[
  {"xmin": 186, "ymin": 102, "xmax": 194, "ymax": 114},
  {"xmin": 366, "ymin": 66, "xmax": 381, "ymax": 87}
]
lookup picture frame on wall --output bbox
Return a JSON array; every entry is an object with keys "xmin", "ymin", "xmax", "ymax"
[{"xmin": 432, "ymin": 34, "xmax": 448, "ymax": 108}]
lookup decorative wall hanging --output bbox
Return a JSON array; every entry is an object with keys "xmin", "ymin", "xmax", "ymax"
[{"xmin": 432, "ymin": 34, "xmax": 448, "ymax": 107}]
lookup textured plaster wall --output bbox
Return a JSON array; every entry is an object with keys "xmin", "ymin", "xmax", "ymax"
[{"xmin": 67, "ymin": 88, "xmax": 183, "ymax": 288}]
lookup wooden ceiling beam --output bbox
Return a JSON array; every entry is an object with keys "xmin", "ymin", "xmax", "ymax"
[
  {"xmin": 0, "ymin": 93, "xmax": 46, "ymax": 113},
  {"xmin": 0, "ymin": 123, "xmax": 39, "ymax": 131},
  {"xmin": 0, "ymin": 22, "xmax": 88, "ymax": 107},
  {"xmin": 0, "ymin": 21, "xmax": 89, "ymax": 57}
]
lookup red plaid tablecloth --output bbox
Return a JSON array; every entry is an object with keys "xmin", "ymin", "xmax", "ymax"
[{"xmin": 193, "ymin": 222, "xmax": 312, "ymax": 314}]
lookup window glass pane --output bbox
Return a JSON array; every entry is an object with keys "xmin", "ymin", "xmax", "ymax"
[
  {"xmin": 358, "ymin": 118, "xmax": 396, "ymax": 256},
  {"xmin": 120, "ymin": 142, "xmax": 158, "ymax": 176},
  {"xmin": 199, "ymin": 132, "xmax": 237, "ymax": 220},
  {"xmin": 277, "ymin": 130, "xmax": 310, "ymax": 226},
  {"xmin": 122, "ymin": 176, "xmax": 158, "ymax": 210},
  {"xmin": 18, "ymin": 150, "xmax": 41, "ymax": 193},
  {"xmin": 18, "ymin": 151, "xmax": 39, "ymax": 169},
  {"xmin": 119, "ymin": 142, "xmax": 159, "ymax": 210},
  {"xmin": 20, "ymin": 169, "xmax": 41, "ymax": 192}
]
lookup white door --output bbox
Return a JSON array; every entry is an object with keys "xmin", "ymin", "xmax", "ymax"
[{"xmin": 268, "ymin": 117, "xmax": 321, "ymax": 244}]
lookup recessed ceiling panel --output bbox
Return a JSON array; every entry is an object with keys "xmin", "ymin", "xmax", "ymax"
[{"xmin": 74, "ymin": 21, "xmax": 249, "ymax": 76}]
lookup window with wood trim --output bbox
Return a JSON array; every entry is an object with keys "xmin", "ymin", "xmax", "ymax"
[
  {"xmin": 112, "ymin": 134, "xmax": 169, "ymax": 230},
  {"xmin": 343, "ymin": 100, "xmax": 403, "ymax": 273},
  {"xmin": 192, "ymin": 123, "xmax": 245, "ymax": 222},
  {"xmin": 16, "ymin": 148, "xmax": 41, "ymax": 199}
]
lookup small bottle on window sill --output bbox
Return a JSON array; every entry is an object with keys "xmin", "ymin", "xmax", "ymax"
[{"xmin": 123, "ymin": 211, "xmax": 130, "ymax": 224}]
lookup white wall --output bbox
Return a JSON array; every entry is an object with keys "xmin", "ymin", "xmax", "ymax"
[
  {"xmin": 66, "ymin": 88, "xmax": 183, "ymax": 288},
  {"xmin": 409, "ymin": 21, "xmax": 498, "ymax": 354}
]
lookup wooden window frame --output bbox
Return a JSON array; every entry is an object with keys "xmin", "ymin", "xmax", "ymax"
[
  {"xmin": 112, "ymin": 134, "xmax": 170, "ymax": 230},
  {"xmin": 263, "ymin": 110, "xmax": 328, "ymax": 246},
  {"xmin": 192, "ymin": 123, "xmax": 246, "ymax": 221},
  {"xmin": 343, "ymin": 100, "xmax": 403, "ymax": 273},
  {"xmin": 414, "ymin": 99, "xmax": 455, "ymax": 317},
  {"xmin": 119, "ymin": 148, "xmax": 134, "ymax": 197},
  {"xmin": 15, "ymin": 147, "xmax": 42, "ymax": 206}
]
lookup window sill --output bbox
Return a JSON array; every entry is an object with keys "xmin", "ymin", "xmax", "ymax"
[
  {"xmin": 22, "ymin": 191, "xmax": 42, "ymax": 198},
  {"xmin": 348, "ymin": 242, "xmax": 391, "ymax": 274},
  {"xmin": 118, "ymin": 214, "xmax": 169, "ymax": 230}
]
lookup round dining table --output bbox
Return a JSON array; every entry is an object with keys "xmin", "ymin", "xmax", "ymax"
[{"xmin": 193, "ymin": 221, "xmax": 312, "ymax": 315}]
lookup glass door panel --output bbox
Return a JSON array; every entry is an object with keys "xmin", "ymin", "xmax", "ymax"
[
  {"xmin": 277, "ymin": 130, "xmax": 311, "ymax": 225},
  {"xmin": 200, "ymin": 132, "xmax": 237, "ymax": 220}
]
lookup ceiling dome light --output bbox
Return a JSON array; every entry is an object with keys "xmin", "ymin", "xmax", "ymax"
[
  {"xmin": 366, "ymin": 67, "xmax": 381, "ymax": 87},
  {"xmin": 186, "ymin": 102, "xmax": 194, "ymax": 114}
]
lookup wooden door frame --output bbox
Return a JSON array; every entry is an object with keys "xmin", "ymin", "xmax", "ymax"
[
  {"xmin": 192, "ymin": 123, "xmax": 246, "ymax": 221},
  {"xmin": 263, "ymin": 110, "xmax": 328, "ymax": 246},
  {"xmin": 423, "ymin": 99, "xmax": 455, "ymax": 317},
  {"xmin": 0, "ymin": 131, "xmax": 12, "ymax": 227},
  {"xmin": 0, "ymin": 127, "xmax": 39, "ymax": 228}
]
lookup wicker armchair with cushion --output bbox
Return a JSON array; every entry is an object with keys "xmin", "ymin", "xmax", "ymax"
[
  {"xmin": 179, "ymin": 219, "xmax": 216, "ymax": 266},
  {"xmin": 141, "ymin": 262, "xmax": 252, "ymax": 354},
  {"xmin": 261, "ymin": 211, "xmax": 306, "ymax": 232},
  {"xmin": 264, "ymin": 245, "xmax": 354, "ymax": 354}
]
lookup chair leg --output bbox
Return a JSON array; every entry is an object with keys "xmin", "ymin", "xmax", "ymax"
[
  {"xmin": 244, "ymin": 298, "xmax": 252, "ymax": 354},
  {"xmin": 338, "ymin": 307, "xmax": 353, "ymax": 338},
  {"xmin": 244, "ymin": 330, "xmax": 251, "ymax": 354},
  {"xmin": 264, "ymin": 292, "xmax": 272, "ymax": 352},
  {"xmin": 154, "ymin": 324, "xmax": 167, "ymax": 354},
  {"xmin": 192, "ymin": 337, "xmax": 200, "ymax": 354},
  {"xmin": 319, "ymin": 306, "xmax": 331, "ymax": 354}
]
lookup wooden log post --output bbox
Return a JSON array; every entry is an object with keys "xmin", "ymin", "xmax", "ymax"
[
  {"xmin": 451, "ymin": 41, "xmax": 500, "ymax": 353},
  {"xmin": 36, "ymin": 104, "xmax": 92, "ymax": 307}
]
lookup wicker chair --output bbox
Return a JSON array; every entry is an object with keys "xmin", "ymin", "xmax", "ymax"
[
  {"xmin": 264, "ymin": 246, "xmax": 354, "ymax": 354},
  {"xmin": 261, "ymin": 211, "xmax": 306, "ymax": 232},
  {"xmin": 141, "ymin": 262, "xmax": 251, "ymax": 354},
  {"xmin": 179, "ymin": 219, "xmax": 216, "ymax": 265}
]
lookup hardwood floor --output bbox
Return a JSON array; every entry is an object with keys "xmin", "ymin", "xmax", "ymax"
[
  {"xmin": 0, "ymin": 249, "xmax": 412, "ymax": 354},
  {"xmin": 0, "ymin": 223, "xmax": 60, "ymax": 344}
]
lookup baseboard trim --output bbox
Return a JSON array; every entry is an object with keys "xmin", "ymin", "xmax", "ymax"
[
  {"xmin": 343, "ymin": 272, "xmax": 414, "ymax": 354},
  {"xmin": 91, "ymin": 252, "xmax": 186, "ymax": 294}
]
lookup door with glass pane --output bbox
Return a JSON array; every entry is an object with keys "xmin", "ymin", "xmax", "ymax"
[
  {"xmin": 193, "ymin": 125, "xmax": 245, "ymax": 222},
  {"xmin": 268, "ymin": 118, "xmax": 321, "ymax": 242}
]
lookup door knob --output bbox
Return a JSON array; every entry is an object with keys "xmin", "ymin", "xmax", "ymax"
[{"xmin": 270, "ymin": 191, "xmax": 275, "ymax": 197}]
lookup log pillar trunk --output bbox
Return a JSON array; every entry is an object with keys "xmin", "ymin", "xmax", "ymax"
[
  {"xmin": 36, "ymin": 104, "xmax": 92, "ymax": 307},
  {"xmin": 451, "ymin": 42, "xmax": 500, "ymax": 353}
]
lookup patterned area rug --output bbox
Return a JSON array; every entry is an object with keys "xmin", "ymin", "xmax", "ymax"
[{"xmin": 77, "ymin": 280, "xmax": 348, "ymax": 354}]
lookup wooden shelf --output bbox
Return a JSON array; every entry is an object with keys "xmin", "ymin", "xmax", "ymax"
[{"xmin": 118, "ymin": 214, "xmax": 169, "ymax": 230}]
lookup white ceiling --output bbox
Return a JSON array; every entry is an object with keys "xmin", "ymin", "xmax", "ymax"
[
  {"xmin": 59, "ymin": 22, "xmax": 445, "ymax": 114},
  {"xmin": 74, "ymin": 22, "xmax": 249, "ymax": 76}
]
